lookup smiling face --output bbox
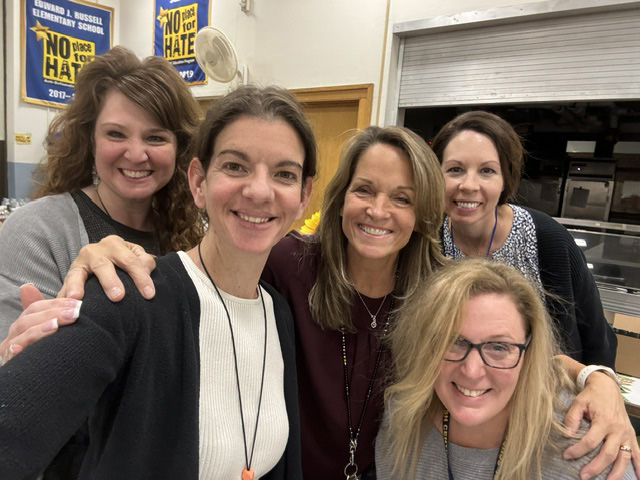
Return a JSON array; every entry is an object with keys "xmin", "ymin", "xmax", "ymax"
[
  {"xmin": 441, "ymin": 130, "xmax": 504, "ymax": 227},
  {"xmin": 93, "ymin": 89, "xmax": 177, "ymax": 210},
  {"xmin": 434, "ymin": 293, "xmax": 526, "ymax": 441},
  {"xmin": 190, "ymin": 115, "xmax": 310, "ymax": 258},
  {"xmin": 341, "ymin": 143, "xmax": 416, "ymax": 267}
]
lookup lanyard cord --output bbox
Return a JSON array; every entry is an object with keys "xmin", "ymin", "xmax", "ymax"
[
  {"xmin": 450, "ymin": 207, "xmax": 499, "ymax": 259},
  {"xmin": 442, "ymin": 409, "xmax": 505, "ymax": 480},
  {"xmin": 342, "ymin": 297, "xmax": 394, "ymax": 479},
  {"xmin": 198, "ymin": 243, "xmax": 267, "ymax": 474}
]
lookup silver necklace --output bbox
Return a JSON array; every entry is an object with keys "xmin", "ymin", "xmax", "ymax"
[{"xmin": 354, "ymin": 289, "xmax": 388, "ymax": 329}]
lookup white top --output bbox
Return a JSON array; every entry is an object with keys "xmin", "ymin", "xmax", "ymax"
[{"xmin": 178, "ymin": 252, "xmax": 289, "ymax": 479}]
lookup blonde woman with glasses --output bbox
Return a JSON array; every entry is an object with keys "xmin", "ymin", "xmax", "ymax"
[{"xmin": 376, "ymin": 259, "xmax": 636, "ymax": 480}]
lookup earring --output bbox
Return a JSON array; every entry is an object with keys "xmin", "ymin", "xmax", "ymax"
[{"xmin": 92, "ymin": 165, "xmax": 100, "ymax": 187}]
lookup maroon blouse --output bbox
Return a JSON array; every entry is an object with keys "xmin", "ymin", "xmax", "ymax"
[{"xmin": 262, "ymin": 233, "xmax": 393, "ymax": 480}]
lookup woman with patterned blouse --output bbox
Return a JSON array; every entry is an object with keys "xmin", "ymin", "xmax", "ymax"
[{"xmin": 431, "ymin": 111, "xmax": 617, "ymax": 367}]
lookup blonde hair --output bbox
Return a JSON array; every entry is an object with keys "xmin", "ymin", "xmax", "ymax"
[
  {"xmin": 383, "ymin": 259, "xmax": 573, "ymax": 479},
  {"xmin": 308, "ymin": 125, "xmax": 447, "ymax": 331}
]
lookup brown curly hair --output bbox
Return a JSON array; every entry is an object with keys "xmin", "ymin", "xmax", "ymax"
[{"xmin": 34, "ymin": 46, "xmax": 204, "ymax": 253}]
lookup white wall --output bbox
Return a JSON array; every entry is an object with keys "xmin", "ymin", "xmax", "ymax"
[
  {"xmin": 119, "ymin": 0, "xmax": 391, "ymax": 99},
  {"xmin": 8, "ymin": 0, "xmax": 560, "ymax": 196}
]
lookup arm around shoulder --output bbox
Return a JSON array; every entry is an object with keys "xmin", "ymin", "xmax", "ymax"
[
  {"xmin": 0, "ymin": 195, "xmax": 86, "ymax": 335},
  {"xmin": 532, "ymin": 210, "xmax": 616, "ymax": 367},
  {"xmin": 0, "ymin": 277, "xmax": 141, "ymax": 478}
]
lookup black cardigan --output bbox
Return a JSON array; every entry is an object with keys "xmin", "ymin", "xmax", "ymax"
[
  {"xmin": 0, "ymin": 252, "xmax": 302, "ymax": 479},
  {"xmin": 525, "ymin": 207, "xmax": 617, "ymax": 367}
]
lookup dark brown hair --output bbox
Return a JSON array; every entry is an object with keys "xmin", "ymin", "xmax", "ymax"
[
  {"xmin": 34, "ymin": 46, "xmax": 204, "ymax": 253},
  {"xmin": 431, "ymin": 111, "xmax": 524, "ymax": 205},
  {"xmin": 192, "ymin": 85, "xmax": 317, "ymax": 183}
]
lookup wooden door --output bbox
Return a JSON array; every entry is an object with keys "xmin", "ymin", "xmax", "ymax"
[{"xmin": 292, "ymin": 84, "xmax": 373, "ymax": 232}]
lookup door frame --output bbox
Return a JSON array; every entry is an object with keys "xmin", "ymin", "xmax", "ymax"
[{"xmin": 291, "ymin": 84, "xmax": 373, "ymax": 130}]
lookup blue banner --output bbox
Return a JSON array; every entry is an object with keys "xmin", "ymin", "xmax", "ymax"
[
  {"xmin": 22, "ymin": 0, "xmax": 113, "ymax": 108},
  {"xmin": 153, "ymin": 0, "xmax": 210, "ymax": 85}
]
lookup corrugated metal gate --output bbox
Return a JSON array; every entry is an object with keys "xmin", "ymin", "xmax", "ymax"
[{"xmin": 398, "ymin": 7, "xmax": 640, "ymax": 107}]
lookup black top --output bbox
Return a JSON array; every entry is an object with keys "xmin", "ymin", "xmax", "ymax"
[
  {"xmin": 525, "ymin": 207, "xmax": 617, "ymax": 367},
  {"xmin": 71, "ymin": 190, "xmax": 161, "ymax": 256},
  {"xmin": 0, "ymin": 253, "xmax": 301, "ymax": 479}
]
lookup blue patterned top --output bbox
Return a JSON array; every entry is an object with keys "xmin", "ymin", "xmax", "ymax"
[{"xmin": 442, "ymin": 204, "xmax": 544, "ymax": 297}]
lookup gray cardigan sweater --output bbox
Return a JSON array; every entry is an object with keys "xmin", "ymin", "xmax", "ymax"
[{"xmin": 0, "ymin": 192, "xmax": 159, "ymax": 337}]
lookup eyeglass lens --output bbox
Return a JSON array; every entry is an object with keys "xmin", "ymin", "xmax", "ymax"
[{"xmin": 445, "ymin": 338, "xmax": 523, "ymax": 368}]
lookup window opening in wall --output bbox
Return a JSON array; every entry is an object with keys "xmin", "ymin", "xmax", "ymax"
[{"xmin": 404, "ymin": 101, "xmax": 640, "ymax": 228}]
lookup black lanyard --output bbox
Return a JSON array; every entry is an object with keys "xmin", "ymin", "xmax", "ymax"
[{"xmin": 442, "ymin": 409, "xmax": 505, "ymax": 480}]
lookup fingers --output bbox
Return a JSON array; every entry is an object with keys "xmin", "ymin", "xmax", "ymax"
[
  {"xmin": 89, "ymin": 258, "xmax": 124, "ymax": 301},
  {"xmin": 57, "ymin": 236, "xmax": 156, "ymax": 302},
  {"xmin": 577, "ymin": 431, "xmax": 624, "ymax": 479},
  {"xmin": 631, "ymin": 440, "xmax": 640, "ymax": 478},
  {"xmin": 598, "ymin": 439, "xmax": 636, "ymax": 480},
  {"xmin": 563, "ymin": 370, "xmax": 637, "ymax": 479},
  {"xmin": 118, "ymin": 242, "xmax": 156, "ymax": 299},
  {"xmin": 601, "ymin": 449, "xmax": 631, "ymax": 480},
  {"xmin": 58, "ymin": 264, "xmax": 90, "ymax": 300},
  {"xmin": 0, "ymin": 298, "xmax": 82, "ymax": 365},
  {"xmin": 2, "ymin": 343, "xmax": 23, "ymax": 365},
  {"xmin": 19, "ymin": 283, "xmax": 45, "ymax": 309},
  {"xmin": 563, "ymin": 395, "xmax": 587, "ymax": 434},
  {"xmin": 128, "ymin": 242, "xmax": 157, "ymax": 272},
  {"xmin": 564, "ymin": 421, "xmax": 608, "ymax": 460}
]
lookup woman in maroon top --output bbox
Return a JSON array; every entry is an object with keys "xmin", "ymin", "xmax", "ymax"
[
  {"xmin": 261, "ymin": 126, "xmax": 447, "ymax": 479},
  {"xmin": 5, "ymin": 126, "xmax": 638, "ymax": 479},
  {"xmin": 4, "ymin": 125, "xmax": 445, "ymax": 479}
]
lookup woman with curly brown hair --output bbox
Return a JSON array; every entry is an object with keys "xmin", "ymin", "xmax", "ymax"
[
  {"xmin": 0, "ymin": 46, "xmax": 203, "ymax": 338},
  {"xmin": 0, "ymin": 45, "xmax": 203, "ymax": 479}
]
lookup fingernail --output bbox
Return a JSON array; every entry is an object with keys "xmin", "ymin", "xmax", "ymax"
[
  {"xmin": 41, "ymin": 318, "xmax": 58, "ymax": 332},
  {"xmin": 61, "ymin": 302, "xmax": 82, "ymax": 320},
  {"xmin": 108, "ymin": 287, "xmax": 122, "ymax": 300},
  {"xmin": 73, "ymin": 300, "xmax": 82, "ymax": 317},
  {"xmin": 143, "ymin": 285, "xmax": 155, "ymax": 299},
  {"xmin": 63, "ymin": 299, "xmax": 80, "ymax": 308},
  {"xmin": 581, "ymin": 473, "xmax": 590, "ymax": 480},
  {"xmin": 9, "ymin": 344, "xmax": 17, "ymax": 354}
]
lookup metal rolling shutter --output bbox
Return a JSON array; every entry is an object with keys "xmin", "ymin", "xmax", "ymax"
[{"xmin": 398, "ymin": 8, "xmax": 640, "ymax": 107}]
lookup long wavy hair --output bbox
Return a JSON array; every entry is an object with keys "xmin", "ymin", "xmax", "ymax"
[
  {"xmin": 34, "ymin": 46, "xmax": 204, "ymax": 253},
  {"xmin": 431, "ymin": 110, "xmax": 524, "ymax": 205},
  {"xmin": 308, "ymin": 126, "xmax": 447, "ymax": 332},
  {"xmin": 382, "ymin": 259, "xmax": 573, "ymax": 479}
]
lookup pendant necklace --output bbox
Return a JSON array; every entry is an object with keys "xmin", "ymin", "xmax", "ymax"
[
  {"xmin": 442, "ymin": 409, "xmax": 505, "ymax": 480},
  {"xmin": 450, "ymin": 207, "xmax": 498, "ymax": 259},
  {"xmin": 354, "ymin": 289, "xmax": 388, "ymax": 329},
  {"xmin": 95, "ymin": 185, "xmax": 113, "ymax": 219},
  {"xmin": 198, "ymin": 243, "xmax": 267, "ymax": 480},
  {"xmin": 341, "ymin": 298, "xmax": 394, "ymax": 480}
]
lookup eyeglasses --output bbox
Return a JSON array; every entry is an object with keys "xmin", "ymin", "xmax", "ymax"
[{"xmin": 444, "ymin": 336, "xmax": 531, "ymax": 369}]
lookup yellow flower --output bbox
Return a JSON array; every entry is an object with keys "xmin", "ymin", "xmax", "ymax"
[{"xmin": 299, "ymin": 211, "xmax": 321, "ymax": 235}]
